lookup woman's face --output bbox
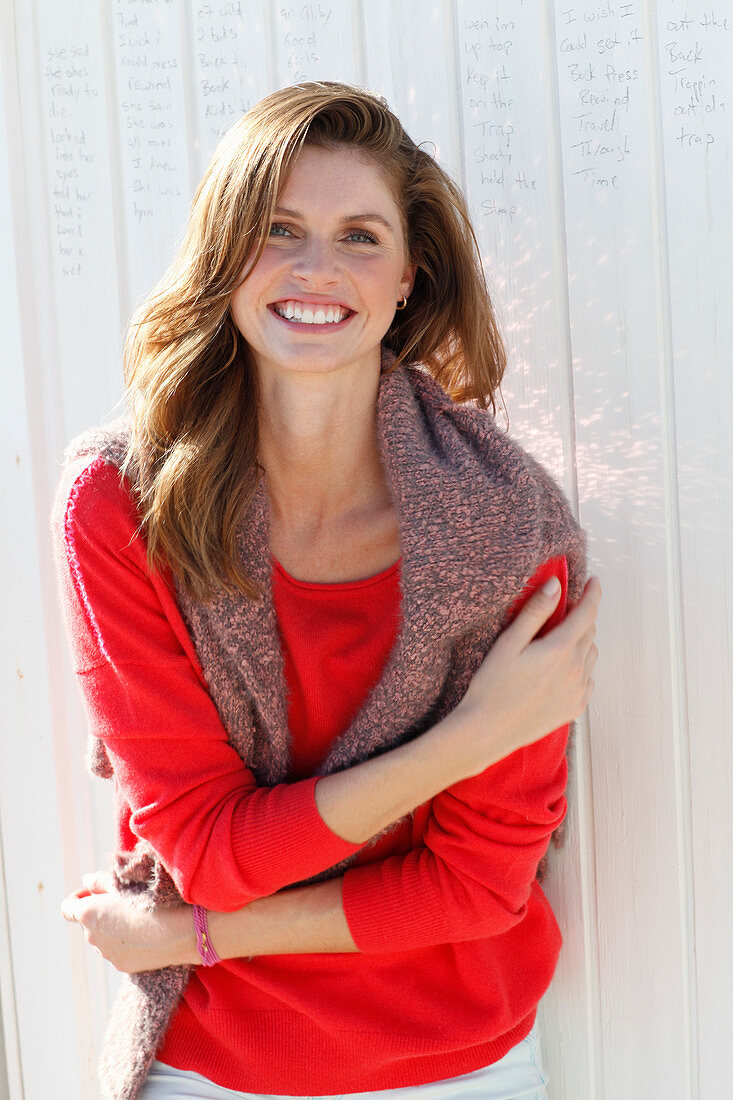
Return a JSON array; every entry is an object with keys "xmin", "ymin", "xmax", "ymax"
[{"xmin": 229, "ymin": 143, "xmax": 416, "ymax": 384}]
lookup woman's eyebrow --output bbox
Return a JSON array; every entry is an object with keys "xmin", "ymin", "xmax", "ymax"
[{"xmin": 274, "ymin": 206, "xmax": 394, "ymax": 233}]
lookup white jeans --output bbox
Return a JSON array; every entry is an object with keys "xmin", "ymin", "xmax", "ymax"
[{"xmin": 139, "ymin": 1023, "xmax": 549, "ymax": 1099}]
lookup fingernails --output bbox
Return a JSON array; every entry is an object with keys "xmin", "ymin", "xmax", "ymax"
[{"xmin": 542, "ymin": 577, "xmax": 560, "ymax": 597}]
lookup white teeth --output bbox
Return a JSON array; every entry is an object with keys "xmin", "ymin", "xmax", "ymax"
[{"xmin": 273, "ymin": 300, "xmax": 349, "ymax": 325}]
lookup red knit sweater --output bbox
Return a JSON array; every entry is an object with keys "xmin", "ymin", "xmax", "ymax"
[{"xmin": 54, "ymin": 456, "xmax": 569, "ymax": 1095}]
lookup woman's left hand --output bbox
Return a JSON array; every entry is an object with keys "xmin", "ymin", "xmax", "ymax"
[{"xmin": 61, "ymin": 871, "xmax": 197, "ymax": 973}]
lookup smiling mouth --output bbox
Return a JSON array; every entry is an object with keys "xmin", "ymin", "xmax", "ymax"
[{"xmin": 270, "ymin": 301, "xmax": 354, "ymax": 327}]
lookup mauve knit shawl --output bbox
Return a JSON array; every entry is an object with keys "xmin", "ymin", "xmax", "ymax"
[{"xmin": 63, "ymin": 348, "xmax": 587, "ymax": 1099}]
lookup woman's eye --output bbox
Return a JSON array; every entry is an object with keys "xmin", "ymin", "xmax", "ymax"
[
  {"xmin": 267, "ymin": 224, "xmax": 377, "ymax": 245},
  {"xmin": 347, "ymin": 229, "xmax": 378, "ymax": 244}
]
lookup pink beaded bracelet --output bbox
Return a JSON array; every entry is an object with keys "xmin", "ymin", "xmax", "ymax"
[{"xmin": 192, "ymin": 904, "xmax": 221, "ymax": 966}]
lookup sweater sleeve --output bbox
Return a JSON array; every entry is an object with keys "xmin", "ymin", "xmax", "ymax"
[
  {"xmin": 341, "ymin": 556, "xmax": 570, "ymax": 954},
  {"xmin": 51, "ymin": 455, "xmax": 362, "ymax": 911}
]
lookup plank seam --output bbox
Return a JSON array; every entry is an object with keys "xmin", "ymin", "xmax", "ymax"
[
  {"xmin": 641, "ymin": 2, "xmax": 700, "ymax": 1097},
  {"xmin": 264, "ymin": 0, "xmax": 279, "ymax": 92},
  {"xmin": 98, "ymin": 0, "xmax": 132, "ymax": 340},
  {"xmin": 0, "ymin": 820, "xmax": 23, "ymax": 1100},
  {"xmin": 353, "ymin": 0, "xmax": 367, "ymax": 88},
  {"xmin": 445, "ymin": 0, "xmax": 466, "ymax": 191},
  {"xmin": 179, "ymin": 0, "xmax": 202, "ymax": 193}
]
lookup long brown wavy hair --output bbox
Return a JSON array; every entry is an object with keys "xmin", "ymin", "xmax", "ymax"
[{"xmin": 122, "ymin": 81, "xmax": 507, "ymax": 600}]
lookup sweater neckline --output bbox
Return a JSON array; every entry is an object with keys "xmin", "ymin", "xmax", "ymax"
[{"xmin": 272, "ymin": 555, "xmax": 402, "ymax": 592}]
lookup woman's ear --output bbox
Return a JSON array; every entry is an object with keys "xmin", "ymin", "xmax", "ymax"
[{"xmin": 401, "ymin": 261, "xmax": 417, "ymax": 299}]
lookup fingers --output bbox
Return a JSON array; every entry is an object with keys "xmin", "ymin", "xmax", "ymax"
[
  {"xmin": 60, "ymin": 890, "xmax": 121, "ymax": 968},
  {"xmin": 570, "ymin": 598, "xmax": 599, "ymax": 696},
  {"xmin": 584, "ymin": 639, "xmax": 599, "ymax": 677},
  {"xmin": 82, "ymin": 870, "xmax": 112, "ymax": 894},
  {"xmin": 501, "ymin": 573, "xmax": 602, "ymax": 657},
  {"xmin": 61, "ymin": 889, "xmax": 92, "ymax": 922},
  {"xmin": 540, "ymin": 579, "xmax": 599, "ymax": 720},
  {"xmin": 579, "ymin": 575, "xmax": 602, "ymax": 616},
  {"xmin": 581, "ymin": 676, "xmax": 596, "ymax": 709},
  {"xmin": 61, "ymin": 870, "xmax": 112, "ymax": 924},
  {"xmin": 502, "ymin": 575, "xmax": 564, "ymax": 650},
  {"xmin": 575, "ymin": 621, "xmax": 597, "ymax": 665},
  {"xmin": 568, "ymin": 613, "xmax": 599, "ymax": 715},
  {"xmin": 550, "ymin": 576, "xmax": 602, "ymax": 649}
]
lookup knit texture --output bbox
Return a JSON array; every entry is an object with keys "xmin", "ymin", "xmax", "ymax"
[{"xmin": 60, "ymin": 348, "xmax": 587, "ymax": 1099}]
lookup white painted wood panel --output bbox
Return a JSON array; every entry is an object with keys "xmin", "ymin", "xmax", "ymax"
[
  {"xmin": 655, "ymin": 4, "xmax": 733, "ymax": 1097},
  {"xmin": 457, "ymin": 1, "xmax": 576, "ymax": 480},
  {"xmin": 361, "ymin": 0, "xmax": 461, "ymax": 180},
  {"xmin": 110, "ymin": 0, "xmax": 193, "ymax": 303},
  {"xmin": 553, "ymin": 2, "xmax": 690, "ymax": 1096},
  {"xmin": 1, "ymin": 1, "xmax": 731, "ymax": 1096},
  {"xmin": 34, "ymin": 0, "xmax": 125, "ymax": 440},
  {"xmin": 189, "ymin": 0, "xmax": 270, "ymax": 171},
  {"xmin": 0, "ymin": 32, "xmax": 31, "ymax": 1100},
  {"xmin": 273, "ymin": 2, "xmax": 359, "ymax": 86}
]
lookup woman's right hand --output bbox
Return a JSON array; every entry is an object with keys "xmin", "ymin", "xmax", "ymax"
[
  {"xmin": 61, "ymin": 872, "xmax": 198, "ymax": 973},
  {"xmin": 456, "ymin": 575, "xmax": 601, "ymax": 777}
]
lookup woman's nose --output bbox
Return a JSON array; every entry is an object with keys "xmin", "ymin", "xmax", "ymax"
[{"xmin": 291, "ymin": 238, "xmax": 340, "ymax": 283}]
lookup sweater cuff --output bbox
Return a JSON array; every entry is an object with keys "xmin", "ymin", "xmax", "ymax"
[
  {"xmin": 230, "ymin": 777, "xmax": 363, "ymax": 897},
  {"xmin": 341, "ymin": 856, "xmax": 436, "ymax": 954},
  {"xmin": 303, "ymin": 776, "xmax": 366, "ymax": 859}
]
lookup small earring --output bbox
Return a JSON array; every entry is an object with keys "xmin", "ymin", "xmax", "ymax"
[{"xmin": 396, "ymin": 295, "xmax": 408, "ymax": 310}]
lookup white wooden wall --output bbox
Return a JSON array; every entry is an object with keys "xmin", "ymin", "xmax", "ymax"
[{"xmin": 1, "ymin": 1, "xmax": 731, "ymax": 1097}]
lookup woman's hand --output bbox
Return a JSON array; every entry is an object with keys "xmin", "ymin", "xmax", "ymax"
[
  {"xmin": 61, "ymin": 871, "xmax": 198, "ymax": 973},
  {"xmin": 457, "ymin": 575, "xmax": 601, "ymax": 777}
]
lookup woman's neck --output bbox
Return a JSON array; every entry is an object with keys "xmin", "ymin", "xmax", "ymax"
[{"xmin": 256, "ymin": 363, "xmax": 390, "ymax": 537}]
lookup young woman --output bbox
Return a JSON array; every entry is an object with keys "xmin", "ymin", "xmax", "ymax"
[{"xmin": 53, "ymin": 82, "xmax": 600, "ymax": 1100}]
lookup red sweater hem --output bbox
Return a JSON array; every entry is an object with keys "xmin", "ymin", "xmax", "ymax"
[{"xmin": 158, "ymin": 1008, "xmax": 537, "ymax": 1094}]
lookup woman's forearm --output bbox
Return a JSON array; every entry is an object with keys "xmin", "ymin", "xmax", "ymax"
[
  {"xmin": 208, "ymin": 878, "xmax": 357, "ymax": 959},
  {"xmin": 162, "ymin": 879, "xmax": 356, "ymax": 967},
  {"xmin": 313, "ymin": 706, "xmax": 476, "ymax": 845}
]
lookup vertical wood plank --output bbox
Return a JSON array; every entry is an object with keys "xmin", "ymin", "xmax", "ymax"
[
  {"xmin": 455, "ymin": 0, "xmax": 576, "ymax": 481},
  {"xmin": 109, "ymin": 0, "xmax": 194, "ymax": 302},
  {"xmin": 361, "ymin": 0, "xmax": 461, "ymax": 180},
  {"xmin": 0, "ymin": 23, "xmax": 29, "ymax": 1094},
  {"xmin": 553, "ymin": 1, "xmax": 689, "ymax": 1095},
  {"xmin": 188, "ymin": 0, "xmax": 270, "ymax": 171},
  {"xmin": 33, "ymin": 0, "xmax": 124, "ymax": 441},
  {"xmin": 655, "ymin": 3, "xmax": 733, "ymax": 1095},
  {"xmin": 272, "ymin": 1, "xmax": 358, "ymax": 86}
]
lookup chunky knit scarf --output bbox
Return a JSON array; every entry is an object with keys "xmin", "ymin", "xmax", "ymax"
[{"xmin": 65, "ymin": 347, "xmax": 587, "ymax": 1099}]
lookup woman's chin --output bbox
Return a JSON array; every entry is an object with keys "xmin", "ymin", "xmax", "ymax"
[{"xmin": 253, "ymin": 340, "xmax": 384, "ymax": 380}]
